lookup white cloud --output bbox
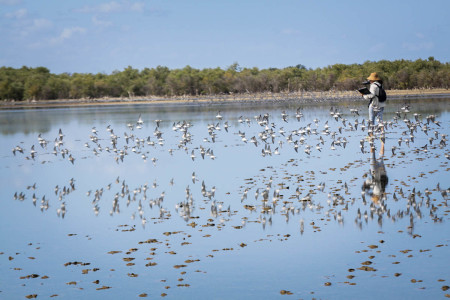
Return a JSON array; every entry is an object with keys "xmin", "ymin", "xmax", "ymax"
[
  {"xmin": 281, "ymin": 28, "xmax": 300, "ymax": 36},
  {"xmin": 402, "ymin": 41, "xmax": 434, "ymax": 51},
  {"xmin": 4, "ymin": 9, "xmax": 52, "ymax": 35},
  {"xmin": 5, "ymin": 8, "xmax": 27, "ymax": 19},
  {"xmin": 400, "ymin": 32, "xmax": 434, "ymax": 51},
  {"xmin": 75, "ymin": 1, "xmax": 145, "ymax": 14},
  {"xmin": 12, "ymin": 17, "xmax": 53, "ymax": 37},
  {"xmin": 97, "ymin": 1, "xmax": 121, "ymax": 13},
  {"xmin": 0, "ymin": 0, "xmax": 22, "ymax": 5},
  {"xmin": 130, "ymin": 2, "xmax": 144, "ymax": 12},
  {"xmin": 60, "ymin": 27, "xmax": 86, "ymax": 39},
  {"xmin": 76, "ymin": 1, "xmax": 119, "ymax": 13},
  {"xmin": 92, "ymin": 15, "xmax": 113, "ymax": 28},
  {"xmin": 369, "ymin": 43, "xmax": 385, "ymax": 53},
  {"xmin": 50, "ymin": 27, "xmax": 86, "ymax": 44},
  {"xmin": 32, "ymin": 18, "xmax": 52, "ymax": 30},
  {"xmin": 415, "ymin": 32, "xmax": 425, "ymax": 39}
]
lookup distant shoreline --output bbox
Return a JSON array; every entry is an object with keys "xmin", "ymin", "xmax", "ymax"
[{"xmin": 1, "ymin": 88, "xmax": 449, "ymax": 109}]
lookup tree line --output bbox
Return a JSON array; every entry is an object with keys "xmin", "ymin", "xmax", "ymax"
[{"xmin": 0, "ymin": 57, "xmax": 448, "ymax": 101}]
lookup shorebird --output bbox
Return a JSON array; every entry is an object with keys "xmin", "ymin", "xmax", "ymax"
[
  {"xmin": 281, "ymin": 111, "xmax": 288, "ymax": 122},
  {"xmin": 30, "ymin": 145, "xmax": 37, "ymax": 159},
  {"xmin": 209, "ymin": 150, "xmax": 216, "ymax": 160},
  {"xmin": 137, "ymin": 114, "xmax": 144, "ymax": 125},
  {"xmin": 350, "ymin": 108, "xmax": 360, "ymax": 116},
  {"xmin": 296, "ymin": 108, "xmax": 303, "ymax": 121}
]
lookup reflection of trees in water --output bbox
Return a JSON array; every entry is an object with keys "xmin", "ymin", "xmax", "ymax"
[
  {"xmin": 387, "ymin": 98, "xmax": 450, "ymax": 115},
  {"xmin": 0, "ymin": 109, "xmax": 52, "ymax": 135},
  {"xmin": 1, "ymin": 97, "xmax": 449, "ymax": 135}
]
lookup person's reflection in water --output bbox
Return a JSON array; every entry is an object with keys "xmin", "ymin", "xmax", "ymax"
[{"xmin": 362, "ymin": 139, "xmax": 388, "ymax": 206}]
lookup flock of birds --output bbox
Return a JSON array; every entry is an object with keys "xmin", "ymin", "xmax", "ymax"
[
  {"xmin": 11, "ymin": 105, "xmax": 448, "ymax": 165},
  {"xmin": 10, "ymin": 103, "xmax": 449, "ymax": 236}
]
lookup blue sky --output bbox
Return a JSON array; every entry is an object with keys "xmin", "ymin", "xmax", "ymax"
[{"xmin": 1, "ymin": 0, "xmax": 449, "ymax": 74}]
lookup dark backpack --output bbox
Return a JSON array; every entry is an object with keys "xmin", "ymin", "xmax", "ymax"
[{"xmin": 375, "ymin": 82, "xmax": 387, "ymax": 102}]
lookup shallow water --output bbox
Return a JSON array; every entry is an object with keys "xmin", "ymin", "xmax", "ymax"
[{"xmin": 0, "ymin": 98, "xmax": 449, "ymax": 299}]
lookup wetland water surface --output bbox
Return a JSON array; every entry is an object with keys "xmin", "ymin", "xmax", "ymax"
[{"xmin": 0, "ymin": 98, "xmax": 449, "ymax": 299}]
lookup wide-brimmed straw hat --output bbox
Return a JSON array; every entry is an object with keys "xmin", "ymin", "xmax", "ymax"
[{"xmin": 367, "ymin": 72, "xmax": 381, "ymax": 81}]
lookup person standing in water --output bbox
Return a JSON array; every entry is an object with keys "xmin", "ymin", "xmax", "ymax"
[{"xmin": 361, "ymin": 72, "xmax": 386, "ymax": 137}]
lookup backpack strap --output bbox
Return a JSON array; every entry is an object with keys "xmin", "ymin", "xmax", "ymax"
[{"xmin": 373, "ymin": 82, "xmax": 382, "ymax": 96}]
